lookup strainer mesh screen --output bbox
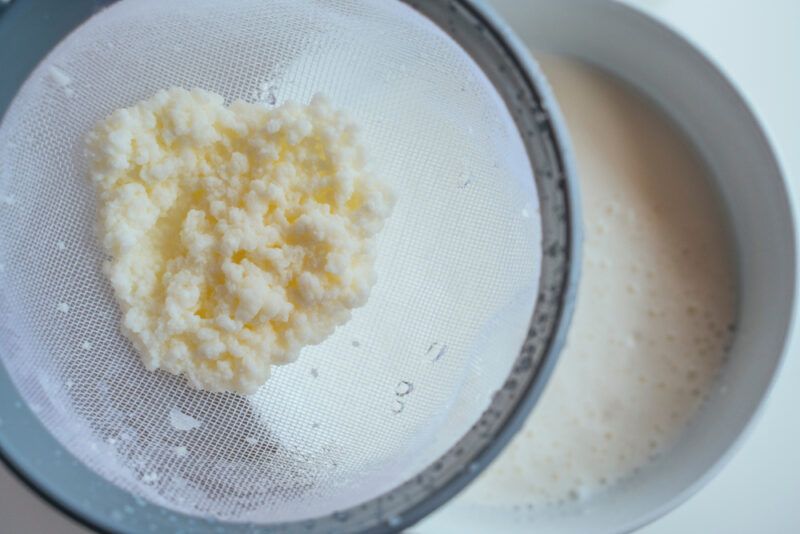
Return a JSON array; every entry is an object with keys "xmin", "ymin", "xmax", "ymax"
[{"xmin": 0, "ymin": 0, "xmax": 540, "ymax": 523}]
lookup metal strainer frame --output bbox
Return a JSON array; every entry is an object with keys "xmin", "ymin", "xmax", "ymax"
[{"xmin": 0, "ymin": 0, "xmax": 581, "ymax": 532}]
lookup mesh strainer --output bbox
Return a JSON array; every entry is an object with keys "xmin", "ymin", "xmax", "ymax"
[{"xmin": 0, "ymin": 0, "xmax": 579, "ymax": 531}]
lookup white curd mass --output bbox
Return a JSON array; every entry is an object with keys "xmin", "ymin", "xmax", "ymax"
[{"xmin": 88, "ymin": 88, "xmax": 394, "ymax": 394}]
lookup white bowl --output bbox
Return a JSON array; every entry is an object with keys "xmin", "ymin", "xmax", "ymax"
[{"xmin": 419, "ymin": 0, "xmax": 796, "ymax": 532}]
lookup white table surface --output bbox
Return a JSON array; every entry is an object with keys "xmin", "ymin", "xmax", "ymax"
[{"xmin": 1, "ymin": 0, "xmax": 798, "ymax": 532}]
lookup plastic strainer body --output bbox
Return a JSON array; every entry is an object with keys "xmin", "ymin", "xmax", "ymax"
[{"xmin": 0, "ymin": 0, "xmax": 580, "ymax": 531}]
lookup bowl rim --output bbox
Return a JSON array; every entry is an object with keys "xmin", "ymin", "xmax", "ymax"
[
  {"xmin": 588, "ymin": 4, "xmax": 797, "ymax": 530},
  {"xmin": 422, "ymin": 1, "xmax": 798, "ymax": 532}
]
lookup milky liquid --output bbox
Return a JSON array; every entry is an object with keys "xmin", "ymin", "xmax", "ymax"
[{"xmin": 458, "ymin": 56, "xmax": 737, "ymax": 509}]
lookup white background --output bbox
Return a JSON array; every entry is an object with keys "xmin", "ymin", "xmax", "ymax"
[{"xmin": 1, "ymin": 0, "xmax": 798, "ymax": 532}]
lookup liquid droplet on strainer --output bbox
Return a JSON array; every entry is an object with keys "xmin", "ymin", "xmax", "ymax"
[
  {"xmin": 456, "ymin": 171, "xmax": 474, "ymax": 189},
  {"xmin": 392, "ymin": 399, "xmax": 405, "ymax": 414},
  {"xmin": 395, "ymin": 381, "xmax": 413, "ymax": 397},
  {"xmin": 259, "ymin": 83, "xmax": 278, "ymax": 106},
  {"xmin": 426, "ymin": 341, "xmax": 448, "ymax": 362}
]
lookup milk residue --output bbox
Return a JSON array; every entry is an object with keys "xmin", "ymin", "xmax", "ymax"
[{"xmin": 460, "ymin": 56, "xmax": 737, "ymax": 508}]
